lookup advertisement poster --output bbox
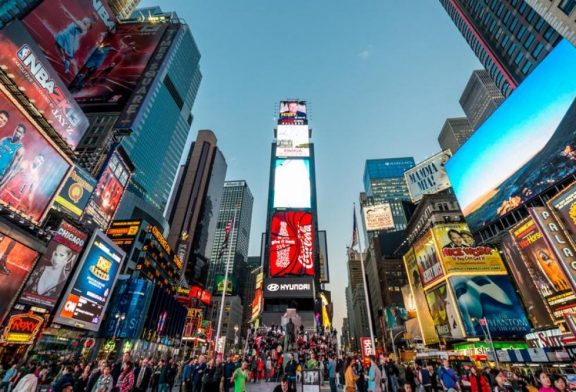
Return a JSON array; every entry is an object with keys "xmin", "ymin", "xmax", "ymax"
[
  {"xmin": 405, "ymin": 150, "xmax": 452, "ymax": 203},
  {"xmin": 276, "ymin": 125, "xmax": 309, "ymax": 157},
  {"xmin": 360, "ymin": 337, "xmax": 374, "ymax": 366},
  {"xmin": 269, "ymin": 211, "xmax": 314, "ymax": 277},
  {"xmin": 22, "ymin": 0, "xmax": 117, "ymax": 85},
  {"xmin": 54, "ymin": 230, "xmax": 125, "ymax": 331},
  {"xmin": 550, "ymin": 182, "xmax": 576, "ymax": 241},
  {"xmin": 70, "ymin": 23, "xmax": 169, "ymax": 109},
  {"xmin": 449, "ymin": 275, "xmax": 531, "ymax": 338},
  {"xmin": 0, "ymin": 233, "xmax": 39, "ymax": 323},
  {"xmin": 52, "ymin": 166, "xmax": 96, "ymax": 218},
  {"xmin": 0, "ymin": 21, "xmax": 89, "ymax": 149},
  {"xmin": 414, "ymin": 230, "xmax": 443, "ymax": 288},
  {"xmin": 425, "ymin": 283, "xmax": 463, "ymax": 338},
  {"xmin": 273, "ymin": 158, "xmax": 311, "ymax": 209},
  {"xmin": 19, "ymin": 221, "xmax": 87, "ymax": 309},
  {"xmin": 403, "ymin": 248, "xmax": 438, "ymax": 344},
  {"xmin": 383, "ymin": 306, "xmax": 408, "ymax": 330},
  {"xmin": 446, "ymin": 41, "xmax": 576, "ymax": 231},
  {"xmin": 250, "ymin": 288, "xmax": 262, "ymax": 322},
  {"xmin": 1, "ymin": 313, "xmax": 44, "ymax": 344},
  {"xmin": 362, "ymin": 203, "xmax": 395, "ymax": 231},
  {"xmin": 214, "ymin": 275, "xmax": 236, "ymax": 295},
  {"xmin": 278, "ymin": 101, "xmax": 307, "ymax": 125},
  {"xmin": 432, "ymin": 223, "xmax": 506, "ymax": 275},
  {"xmin": 0, "ymin": 87, "xmax": 71, "ymax": 224}
]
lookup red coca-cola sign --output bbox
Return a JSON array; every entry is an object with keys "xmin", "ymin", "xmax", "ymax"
[
  {"xmin": 269, "ymin": 211, "xmax": 314, "ymax": 277},
  {"xmin": 1, "ymin": 313, "xmax": 44, "ymax": 344}
]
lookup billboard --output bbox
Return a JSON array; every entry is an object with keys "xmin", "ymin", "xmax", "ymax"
[
  {"xmin": 0, "ymin": 86, "xmax": 72, "ymax": 224},
  {"xmin": 70, "ymin": 23, "xmax": 169, "ymax": 110},
  {"xmin": 54, "ymin": 230, "xmax": 125, "ymax": 331},
  {"xmin": 52, "ymin": 165, "xmax": 96, "ymax": 218},
  {"xmin": 22, "ymin": 0, "xmax": 117, "ymax": 85},
  {"xmin": 106, "ymin": 220, "xmax": 142, "ymax": 254},
  {"xmin": 550, "ymin": 182, "xmax": 576, "ymax": 243},
  {"xmin": 278, "ymin": 100, "xmax": 307, "ymax": 125},
  {"xmin": 405, "ymin": 150, "xmax": 452, "ymax": 203},
  {"xmin": 0, "ymin": 233, "xmax": 39, "ymax": 323},
  {"xmin": 276, "ymin": 125, "xmax": 310, "ymax": 157},
  {"xmin": 449, "ymin": 275, "xmax": 532, "ymax": 338},
  {"xmin": 362, "ymin": 203, "xmax": 394, "ymax": 231},
  {"xmin": 214, "ymin": 275, "xmax": 236, "ymax": 295},
  {"xmin": 82, "ymin": 149, "xmax": 131, "ymax": 231},
  {"xmin": 414, "ymin": 230, "xmax": 443, "ymax": 288},
  {"xmin": 250, "ymin": 288, "xmax": 262, "ymax": 322},
  {"xmin": 264, "ymin": 277, "xmax": 315, "ymax": 299},
  {"xmin": 273, "ymin": 158, "xmax": 311, "ymax": 209},
  {"xmin": 269, "ymin": 211, "xmax": 314, "ymax": 277},
  {"xmin": 445, "ymin": 40, "xmax": 576, "ymax": 232},
  {"xmin": 318, "ymin": 230, "xmax": 329, "ymax": 283},
  {"xmin": 425, "ymin": 282, "xmax": 464, "ymax": 338},
  {"xmin": 0, "ymin": 21, "xmax": 89, "ymax": 149},
  {"xmin": 432, "ymin": 223, "xmax": 506, "ymax": 275},
  {"xmin": 19, "ymin": 221, "xmax": 87, "ymax": 310}
]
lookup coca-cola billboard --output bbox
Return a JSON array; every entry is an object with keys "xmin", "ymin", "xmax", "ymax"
[{"xmin": 269, "ymin": 211, "xmax": 314, "ymax": 277}]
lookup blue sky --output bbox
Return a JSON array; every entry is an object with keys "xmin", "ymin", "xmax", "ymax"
[{"xmin": 140, "ymin": 0, "xmax": 482, "ymax": 332}]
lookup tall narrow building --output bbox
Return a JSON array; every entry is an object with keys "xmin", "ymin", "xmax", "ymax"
[
  {"xmin": 109, "ymin": 0, "xmax": 142, "ymax": 19},
  {"xmin": 459, "ymin": 70, "xmax": 506, "ymax": 130},
  {"xmin": 437, "ymin": 117, "xmax": 474, "ymax": 154}
]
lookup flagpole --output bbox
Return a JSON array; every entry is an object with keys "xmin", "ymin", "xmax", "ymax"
[
  {"xmin": 215, "ymin": 208, "xmax": 237, "ymax": 357},
  {"xmin": 354, "ymin": 203, "xmax": 376, "ymax": 354}
]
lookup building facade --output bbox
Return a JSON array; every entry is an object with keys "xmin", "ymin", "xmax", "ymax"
[
  {"xmin": 210, "ymin": 296, "xmax": 244, "ymax": 351},
  {"xmin": 0, "ymin": 0, "xmax": 39, "ymax": 29},
  {"xmin": 459, "ymin": 70, "xmax": 506, "ymax": 130},
  {"xmin": 437, "ymin": 117, "xmax": 474, "ymax": 154},
  {"xmin": 525, "ymin": 0, "xmax": 576, "ymax": 46},
  {"xmin": 109, "ymin": 0, "xmax": 142, "ymax": 19}
]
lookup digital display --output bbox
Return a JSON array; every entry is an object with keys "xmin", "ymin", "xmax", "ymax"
[
  {"xmin": 405, "ymin": 150, "xmax": 452, "ymax": 203},
  {"xmin": 278, "ymin": 101, "xmax": 307, "ymax": 125},
  {"xmin": 425, "ymin": 282, "xmax": 463, "ymax": 339},
  {"xmin": 106, "ymin": 220, "xmax": 142, "ymax": 254},
  {"xmin": 269, "ymin": 211, "xmax": 314, "ymax": 277},
  {"xmin": 414, "ymin": 230, "xmax": 443, "ymax": 288},
  {"xmin": 54, "ymin": 230, "xmax": 125, "ymax": 331},
  {"xmin": 214, "ymin": 275, "xmax": 236, "ymax": 295},
  {"xmin": 362, "ymin": 203, "xmax": 395, "ymax": 231},
  {"xmin": 446, "ymin": 41, "xmax": 576, "ymax": 232},
  {"xmin": 273, "ymin": 158, "xmax": 311, "ymax": 209},
  {"xmin": 52, "ymin": 165, "xmax": 96, "ymax": 218},
  {"xmin": 276, "ymin": 125, "xmax": 309, "ymax": 157}
]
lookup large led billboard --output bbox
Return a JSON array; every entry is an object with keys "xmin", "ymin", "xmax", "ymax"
[
  {"xmin": 446, "ymin": 40, "xmax": 576, "ymax": 232},
  {"xmin": 362, "ymin": 203, "xmax": 394, "ymax": 231},
  {"xmin": 0, "ymin": 21, "xmax": 89, "ymax": 149},
  {"xmin": 52, "ymin": 165, "xmax": 96, "ymax": 218},
  {"xmin": 414, "ymin": 230, "xmax": 443, "ymax": 288},
  {"xmin": 269, "ymin": 211, "xmax": 314, "ymax": 277},
  {"xmin": 278, "ymin": 101, "xmax": 307, "ymax": 125},
  {"xmin": 0, "ymin": 86, "xmax": 72, "ymax": 224},
  {"xmin": 405, "ymin": 150, "xmax": 452, "ymax": 203},
  {"xmin": 22, "ymin": 0, "xmax": 117, "ymax": 85},
  {"xmin": 19, "ymin": 221, "xmax": 87, "ymax": 310},
  {"xmin": 54, "ymin": 230, "xmax": 125, "ymax": 331},
  {"xmin": 0, "ymin": 233, "xmax": 39, "ymax": 324},
  {"xmin": 276, "ymin": 125, "xmax": 309, "ymax": 157},
  {"xmin": 273, "ymin": 159, "xmax": 311, "ymax": 209},
  {"xmin": 550, "ymin": 182, "xmax": 576, "ymax": 243},
  {"xmin": 425, "ymin": 282, "xmax": 463, "ymax": 339},
  {"xmin": 106, "ymin": 220, "xmax": 142, "ymax": 254}
]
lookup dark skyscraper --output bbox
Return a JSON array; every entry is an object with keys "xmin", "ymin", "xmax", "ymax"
[
  {"xmin": 459, "ymin": 70, "xmax": 506, "ymax": 130},
  {"xmin": 437, "ymin": 117, "xmax": 475, "ymax": 154}
]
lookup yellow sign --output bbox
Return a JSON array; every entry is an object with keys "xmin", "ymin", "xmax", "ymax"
[
  {"xmin": 187, "ymin": 308, "xmax": 202, "ymax": 319},
  {"xmin": 150, "ymin": 226, "xmax": 172, "ymax": 255}
]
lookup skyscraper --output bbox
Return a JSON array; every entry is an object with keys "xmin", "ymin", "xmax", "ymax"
[
  {"xmin": 525, "ymin": 0, "xmax": 576, "ymax": 46},
  {"xmin": 437, "ymin": 117, "xmax": 474, "ymax": 154},
  {"xmin": 439, "ymin": 0, "xmax": 562, "ymax": 96},
  {"xmin": 0, "ymin": 0, "xmax": 40, "ymax": 29},
  {"xmin": 459, "ymin": 70, "xmax": 506, "ymax": 130},
  {"xmin": 109, "ymin": 0, "xmax": 141, "ymax": 19}
]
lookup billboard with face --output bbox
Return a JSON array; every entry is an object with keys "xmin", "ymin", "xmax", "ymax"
[
  {"xmin": 276, "ymin": 125, "xmax": 310, "ymax": 157},
  {"xmin": 425, "ymin": 283, "xmax": 464, "ymax": 338},
  {"xmin": 22, "ymin": 0, "xmax": 117, "ymax": 85},
  {"xmin": 0, "ymin": 86, "xmax": 71, "ymax": 224},
  {"xmin": 19, "ymin": 221, "xmax": 87, "ymax": 310},
  {"xmin": 405, "ymin": 150, "xmax": 452, "ymax": 203},
  {"xmin": 446, "ymin": 40, "xmax": 576, "ymax": 232},
  {"xmin": 52, "ymin": 166, "xmax": 96, "ymax": 218},
  {"xmin": 54, "ymin": 230, "xmax": 125, "ymax": 331},
  {"xmin": 269, "ymin": 211, "xmax": 314, "ymax": 277},
  {"xmin": 0, "ymin": 233, "xmax": 39, "ymax": 323},
  {"xmin": 273, "ymin": 159, "xmax": 311, "ymax": 209},
  {"xmin": 278, "ymin": 101, "xmax": 307, "ymax": 125},
  {"xmin": 362, "ymin": 203, "xmax": 395, "ymax": 231},
  {"xmin": 450, "ymin": 275, "xmax": 532, "ymax": 338},
  {"xmin": 414, "ymin": 230, "xmax": 443, "ymax": 288},
  {"xmin": 70, "ymin": 23, "xmax": 169, "ymax": 110}
]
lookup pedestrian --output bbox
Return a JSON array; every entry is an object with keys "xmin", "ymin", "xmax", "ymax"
[
  {"xmin": 469, "ymin": 366, "xmax": 489, "ymax": 392},
  {"xmin": 53, "ymin": 366, "xmax": 74, "ymax": 392},
  {"xmin": 116, "ymin": 361, "xmax": 134, "ymax": 392},
  {"xmin": 231, "ymin": 362, "xmax": 249, "ymax": 392},
  {"xmin": 74, "ymin": 364, "xmax": 91, "ymax": 392},
  {"xmin": 11, "ymin": 368, "xmax": 37, "ymax": 392},
  {"xmin": 92, "ymin": 364, "xmax": 114, "ymax": 392},
  {"xmin": 326, "ymin": 355, "xmax": 338, "ymax": 392},
  {"xmin": 273, "ymin": 376, "xmax": 290, "ymax": 392},
  {"xmin": 417, "ymin": 365, "xmax": 432, "ymax": 392},
  {"xmin": 552, "ymin": 375, "xmax": 568, "ymax": 392},
  {"xmin": 535, "ymin": 371, "xmax": 555, "ymax": 392},
  {"xmin": 428, "ymin": 365, "xmax": 439, "ymax": 392},
  {"xmin": 437, "ymin": 360, "xmax": 459, "ymax": 392},
  {"xmin": 284, "ymin": 354, "xmax": 298, "ymax": 392},
  {"xmin": 490, "ymin": 369, "xmax": 513, "ymax": 392},
  {"xmin": 86, "ymin": 360, "xmax": 106, "ymax": 392},
  {"xmin": 192, "ymin": 356, "xmax": 206, "ymax": 392},
  {"xmin": 368, "ymin": 356, "xmax": 382, "ymax": 392},
  {"xmin": 134, "ymin": 358, "xmax": 152, "ymax": 392},
  {"xmin": 2, "ymin": 364, "xmax": 18, "ymax": 392},
  {"xmin": 344, "ymin": 358, "xmax": 358, "ymax": 392},
  {"xmin": 223, "ymin": 356, "xmax": 236, "ymax": 392}
]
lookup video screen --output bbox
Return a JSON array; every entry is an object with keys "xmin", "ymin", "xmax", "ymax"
[
  {"xmin": 273, "ymin": 158, "xmax": 311, "ymax": 209},
  {"xmin": 269, "ymin": 211, "xmax": 314, "ymax": 277},
  {"xmin": 278, "ymin": 101, "xmax": 307, "ymax": 125}
]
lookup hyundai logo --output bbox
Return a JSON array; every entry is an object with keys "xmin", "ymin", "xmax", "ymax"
[{"xmin": 267, "ymin": 283, "xmax": 279, "ymax": 292}]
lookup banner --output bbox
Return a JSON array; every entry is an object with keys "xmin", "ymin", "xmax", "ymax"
[
  {"xmin": 362, "ymin": 203, "xmax": 394, "ymax": 232},
  {"xmin": 414, "ymin": 230, "xmax": 443, "ymax": 288},
  {"xmin": 360, "ymin": 337, "xmax": 374, "ymax": 365},
  {"xmin": 405, "ymin": 150, "xmax": 452, "ymax": 203},
  {"xmin": 52, "ymin": 166, "xmax": 96, "ymax": 218},
  {"xmin": 425, "ymin": 283, "xmax": 464, "ymax": 338}
]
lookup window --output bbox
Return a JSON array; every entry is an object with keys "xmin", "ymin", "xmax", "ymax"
[
  {"xmin": 558, "ymin": 0, "xmax": 576, "ymax": 15},
  {"xmin": 523, "ymin": 34, "xmax": 535, "ymax": 49},
  {"xmin": 519, "ymin": 2, "xmax": 527, "ymax": 13},
  {"xmin": 532, "ymin": 42, "xmax": 544, "ymax": 58},
  {"xmin": 507, "ymin": 43, "xmax": 517, "ymax": 56},
  {"xmin": 509, "ymin": 16, "xmax": 518, "ymax": 32},
  {"xmin": 535, "ymin": 18, "xmax": 545, "ymax": 32},
  {"xmin": 544, "ymin": 26, "xmax": 555, "ymax": 40},
  {"xmin": 517, "ymin": 25, "xmax": 527, "ymax": 40},
  {"xmin": 522, "ymin": 61, "xmax": 532, "ymax": 74},
  {"xmin": 503, "ymin": 10, "xmax": 512, "ymax": 24},
  {"xmin": 526, "ymin": 9, "xmax": 536, "ymax": 22},
  {"xmin": 497, "ymin": 3, "xmax": 505, "ymax": 16},
  {"xmin": 500, "ymin": 34, "xmax": 510, "ymax": 48}
]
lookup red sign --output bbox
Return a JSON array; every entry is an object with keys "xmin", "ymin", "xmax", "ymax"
[
  {"xmin": 189, "ymin": 285, "xmax": 212, "ymax": 305},
  {"xmin": 360, "ymin": 337, "xmax": 374, "ymax": 366},
  {"xmin": 269, "ymin": 211, "xmax": 314, "ymax": 277},
  {"xmin": 1, "ymin": 313, "xmax": 44, "ymax": 344}
]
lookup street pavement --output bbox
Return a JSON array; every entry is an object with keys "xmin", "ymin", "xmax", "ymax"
[{"xmin": 245, "ymin": 381, "xmax": 335, "ymax": 391}]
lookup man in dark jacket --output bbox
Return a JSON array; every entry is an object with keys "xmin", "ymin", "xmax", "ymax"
[
  {"xmin": 52, "ymin": 366, "xmax": 74, "ymax": 392},
  {"xmin": 157, "ymin": 359, "xmax": 170, "ymax": 392},
  {"xmin": 284, "ymin": 354, "xmax": 298, "ymax": 392},
  {"xmin": 192, "ymin": 355, "xmax": 207, "ymax": 392},
  {"xmin": 223, "ymin": 356, "xmax": 236, "ymax": 392},
  {"xmin": 134, "ymin": 358, "xmax": 152, "ymax": 392}
]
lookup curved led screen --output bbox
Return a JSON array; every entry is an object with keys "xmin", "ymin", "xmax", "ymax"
[{"xmin": 269, "ymin": 211, "xmax": 314, "ymax": 277}]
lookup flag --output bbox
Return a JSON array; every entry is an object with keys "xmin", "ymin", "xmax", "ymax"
[
  {"xmin": 351, "ymin": 206, "xmax": 358, "ymax": 249},
  {"xmin": 218, "ymin": 219, "xmax": 234, "ymax": 260}
]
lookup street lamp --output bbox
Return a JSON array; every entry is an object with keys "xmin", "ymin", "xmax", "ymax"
[
  {"xmin": 113, "ymin": 313, "xmax": 126, "ymax": 340},
  {"xmin": 471, "ymin": 317, "xmax": 498, "ymax": 368}
]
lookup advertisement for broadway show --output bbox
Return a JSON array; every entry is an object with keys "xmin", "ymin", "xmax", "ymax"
[
  {"xmin": 22, "ymin": 0, "xmax": 117, "ymax": 85},
  {"xmin": 273, "ymin": 158, "xmax": 311, "ymax": 209},
  {"xmin": 0, "ymin": 21, "xmax": 89, "ymax": 149},
  {"xmin": 19, "ymin": 221, "xmax": 88, "ymax": 310},
  {"xmin": 278, "ymin": 101, "xmax": 307, "ymax": 125},
  {"xmin": 269, "ymin": 211, "xmax": 314, "ymax": 277},
  {"xmin": 446, "ymin": 40, "xmax": 576, "ymax": 232},
  {"xmin": 52, "ymin": 165, "xmax": 96, "ymax": 218},
  {"xmin": 425, "ymin": 282, "xmax": 463, "ymax": 339},
  {"xmin": 54, "ymin": 230, "xmax": 125, "ymax": 331},
  {"xmin": 405, "ymin": 150, "xmax": 452, "ymax": 203},
  {"xmin": 550, "ymin": 181, "xmax": 576, "ymax": 245},
  {"xmin": 0, "ymin": 86, "xmax": 72, "ymax": 224},
  {"xmin": 414, "ymin": 230, "xmax": 444, "ymax": 288}
]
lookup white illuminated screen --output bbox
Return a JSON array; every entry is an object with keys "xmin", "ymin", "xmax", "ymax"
[
  {"xmin": 276, "ymin": 125, "xmax": 309, "ymax": 157},
  {"xmin": 273, "ymin": 159, "xmax": 311, "ymax": 208}
]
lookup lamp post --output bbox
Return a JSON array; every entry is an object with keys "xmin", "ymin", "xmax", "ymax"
[
  {"xmin": 472, "ymin": 317, "xmax": 498, "ymax": 368},
  {"xmin": 234, "ymin": 324, "xmax": 239, "ymax": 353}
]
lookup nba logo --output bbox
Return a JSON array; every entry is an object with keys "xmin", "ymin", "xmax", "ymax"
[{"xmin": 17, "ymin": 45, "xmax": 31, "ymax": 60}]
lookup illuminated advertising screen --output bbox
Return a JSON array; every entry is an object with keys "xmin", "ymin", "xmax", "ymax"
[
  {"xmin": 403, "ymin": 248, "xmax": 438, "ymax": 344},
  {"xmin": 383, "ymin": 306, "xmax": 408, "ymax": 330},
  {"xmin": 446, "ymin": 40, "xmax": 576, "ymax": 232},
  {"xmin": 70, "ymin": 23, "xmax": 169, "ymax": 110},
  {"xmin": 106, "ymin": 220, "xmax": 142, "ymax": 254},
  {"xmin": 449, "ymin": 275, "xmax": 531, "ymax": 338},
  {"xmin": 0, "ymin": 21, "xmax": 89, "ymax": 149},
  {"xmin": 251, "ymin": 288, "xmax": 263, "ymax": 322},
  {"xmin": 278, "ymin": 101, "xmax": 307, "ymax": 125},
  {"xmin": 432, "ymin": 223, "xmax": 506, "ymax": 275},
  {"xmin": 550, "ymin": 182, "xmax": 576, "ymax": 242},
  {"xmin": 22, "ymin": 0, "xmax": 117, "ymax": 85},
  {"xmin": 52, "ymin": 165, "xmax": 96, "ymax": 218},
  {"xmin": 214, "ymin": 275, "xmax": 236, "ymax": 295},
  {"xmin": 82, "ymin": 149, "xmax": 131, "ymax": 231},
  {"xmin": 405, "ymin": 150, "xmax": 452, "ymax": 203},
  {"xmin": 19, "ymin": 221, "xmax": 87, "ymax": 310},
  {"xmin": 273, "ymin": 159, "xmax": 311, "ymax": 209},
  {"xmin": 425, "ymin": 283, "xmax": 463, "ymax": 338},
  {"xmin": 0, "ymin": 233, "xmax": 39, "ymax": 323},
  {"xmin": 269, "ymin": 211, "xmax": 314, "ymax": 277},
  {"xmin": 0, "ymin": 86, "xmax": 72, "ymax": 224},
  {"xmin": 414, "ymin": 230, "xmax": 443, "ymax": 288},
  {"xmin": 189, "ymin": 285, "xmax": 212, "ymax": 305},
  {"xmin": 276, "ymin": 125, "xmax": 309, "ymax": 157},
  {"xmin": 362, "ymin": 203, "xmax": 394, "ymax": 231},
  {"xmin": 54, "ymin": 230, "xmax": 125, "ymax": 331}
]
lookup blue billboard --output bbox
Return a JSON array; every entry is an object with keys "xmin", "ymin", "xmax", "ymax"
[{"xmin": 446, "ymin": 40, "xmax": 576, "ymax": 232}]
